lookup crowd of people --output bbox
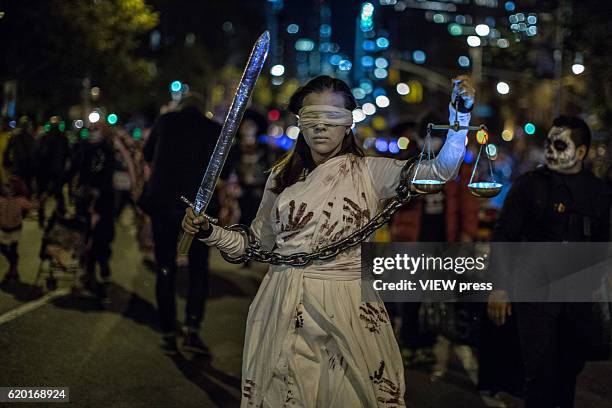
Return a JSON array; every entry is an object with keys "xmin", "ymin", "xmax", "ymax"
[{"xmin": 0, "ymin": 73, "xmax": 610, "ymax": 406}]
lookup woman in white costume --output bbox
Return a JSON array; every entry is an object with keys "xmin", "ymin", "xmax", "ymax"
[{"xmin": 183, "ymin": 75, "xmax": 475, "ymax": 407}]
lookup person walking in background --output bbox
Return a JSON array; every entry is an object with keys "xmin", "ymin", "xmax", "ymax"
[
  {"xmin": 140, "ymin": 94, "xmax": 222, "ymax": 356},
  {"xmin": 61, "ymin": 121, "xmax": 116, "ymax": 296},
  {"xmin": 36, "ymin": 117, "xmax": 70, "ymax": 226},
  {"xmin": 0, "ymin": 176, "xmax": 37, "ymax": 284},
  {"xmin": 3, "ymin": 116, "xmax": 37, "ymax": 196},
  {"xmin": 488, "ymin": 116, "xmax": 611, "ymax": 408},
  {"xmin": 0, "ymin": 119, "xmax": 12, "ymax": 184}
]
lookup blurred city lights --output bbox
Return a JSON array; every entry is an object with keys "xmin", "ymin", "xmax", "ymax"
[
  {"xmin": 330, "ymin": 54, "xmax": 342, "ymax": 65},
  {"xmin": 360, "ymin": 80, "xmax": 374, "ymax": 94},
  {"xmin": 74, "ymin": 119, "xmax": 84, "ymax": 129},
  {"xmin": 524, "ymin": 123, "xmax": 536, "ymax": 135},
  {"xmin": 107, "ymin": 113, "xmax": 118, "ymax": 125},
  {"xmin": 361, "ymin": 56, "xmax": 374, "ymax": 67},
  {"xmin": 338, "ymin": 60, "xmax": 353, "ymax": 71},
  {"xmin": 319, "ymin": 24, "xmax": 331, "ymax": 36},
  {"xmin": 373, "ymin": 68, "xmax": 388, "ymax": 79},
  {"xmin": 270, "ymin": 64, "xmax": 285, "ymax": 76},
  {"xmin": 497, "ymin": 39, "xmax": 510, "ymax": 48},
  {"xmin": 502, "ymin": 129, "xmax": 514, "ymax": 141},
  {"xmin": 476, "ymin": 129, "xmax": 489, "ymax": 144},
  {"xmin": 527, "ymin": 26, "xmax": 537, "ymax": 36},
  {"xmin": 464, "ymin": 149, "xmax": 474, "ymax": 164},
  {"xmin": 170, "ymin": 81, "xmax": 182, "ymax": 92},
  {"xmin": 572, "ymin": 63, "xmax": 585, "ymax": 75},
  {"xmin": 286, "ymin": 125, "xmax": 300, "ymax": 139},
  {"xmin": 287, "ymin": 24, "xmax": 299, "ymax": 34},
  {"xmin": 375, "ymin": 138, "xmax": 388, "ymax": 153},
  {"xmin": 527, "ymin": 15, "xmax": 537, "ymax": 25},
  {"xmin": 397, "ymin": 137, "xmax": 410, "ymax": 149},
  {"xmin": 360, "ymin": 3, "xmax": 375, "ymax": 32},
  {"xmin": 412, "ymin": 50, "xmax": 426, "ymax": 64},
  {"xmin": 269, "ymin": 125, "xmax": 283, "ymax": 138},
  {"xmin": 505, "ymin": 1, "xmax": 516, "ymax": 11},
  {"xmin": 375, "ymin": 95, "xmax": 390, "ymax": 108},
  {"xmin": 352, "ymin": 108, "xmax": 366, "ymax": 123},
  {"xmin": 362, "ymin": 103, "xmax": 376, "ymax": 115},
  {"xmin": 467, "ymin": 36, "xmax": 481, "ymax": 47},
  {"xmin": 91, "ymin": 86, "xmax": 100, "ymax": 98},
  {"xmin": 376, "ymin": 37, "xmax": 389, "ymax": 49},
  {"xmin": 88, "ymin": 111, "xmax": 100, "ymax": 123},
  {"xmin": 458, "ymin": 56, "xmax": 470, "ymax": 67},
  {"xmin": 396, "ymin": 82, "xmax": 410, "ymax": 95},
  {"xmin": 268, "ymin": 109, "xmax": 281, "ymax": 121},
  {"xmin": 373, "ymin": 87, "xmax": 386, "ymax": 97},
  {"xmin": 9, "ymin": 120, "xmax": 16, "ymax": 128},
  {"xmin": 221, "ymin": 22, "xmax": 233, "ymax": 33},
  {"xmin": 352, "ymin": 88, "xmax": 366, "ymax": 99},
  {"xmin": 372, "ymin": 116, "xmax": 386, "ymax": 130},
  {"xmin": 448, "ymin": 23, "xmax": 462, "ymax": 36},
  {"xmin": 295, "ymin": 39, "xmax": 315, "ymax": 51},
  {"xmin": 132, "ymin": 128, "xmax": 142, "ymax": 140},
  {"xmin": 389, "ymin": 140, "xmax": 400, "ymax": 154},
  {"xmin": 475, "ymin": 24, "xmax": 490, "ymax": 36},
  {"xmin": 363, "ymin": 40, "xmax": 376, "ymax": 51},
  {"xmin": 572, "ymin": 52, "xmax": 585, "ymax": 75},
  {"xmin": 375, "ymin": 57, "xmax": 388, "ymax": 69},
  {"xmin": 80, "ymin": 128, "xmax": 90, "ymax": 139},
  {"xmin": 433, "ymin": 13, "xmax": 445, "ymax": 24},
  {"xmin": 496, "ymin": 81, "xmax": 510, "ymax": 95},
  {"xmin": 486, "ymin": 144, "xmax": 498, "ymax": 157}
]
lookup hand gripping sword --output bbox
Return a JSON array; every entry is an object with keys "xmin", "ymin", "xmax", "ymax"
[{"xmin": 178, "ymin": 31, "xmax": 270, "ymax": 255}]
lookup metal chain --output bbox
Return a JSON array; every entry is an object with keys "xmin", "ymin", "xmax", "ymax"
[{"xmin": 220, "ymin": 175, "xmax": 417, "ymax": 266}]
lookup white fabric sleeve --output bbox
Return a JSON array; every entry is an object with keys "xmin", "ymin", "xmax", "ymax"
[
  {"xmin": 198, "ymin": 172, "xmax": 278, "ymax": 258},
  {"xmin": 412, "ymin": 104, "xmax": 470, "ymax": 182},
  {"xmin": 365, "ymin": 104, "xmax": 471, "ymax": 200}
]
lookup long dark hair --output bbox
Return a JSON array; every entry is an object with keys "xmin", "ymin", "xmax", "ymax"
[{"xmin": 271, "ymin": 75, "xmax": 364, "ymax": 194}]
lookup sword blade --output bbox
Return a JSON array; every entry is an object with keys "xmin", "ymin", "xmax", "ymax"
[
  {"xmin": 178, "ymin": 31, "xmax": 269, "ymax": 255},
  {"xmin": 194, "ymin": 30, "xmax": 270, "ymax": 215}
]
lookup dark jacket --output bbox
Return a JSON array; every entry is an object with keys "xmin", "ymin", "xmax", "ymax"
[
  {"xmin": 493, "ymin": 165, "xmax": 611, "ymax": 243},
  {"xmin": 141, "ymin": 107, "xmax": 222, "ymax": 215}
]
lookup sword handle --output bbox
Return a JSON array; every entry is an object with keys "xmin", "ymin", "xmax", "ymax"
[{"xmin": 178, "ymin": 231, "xmax": 194, "ymax": 255}]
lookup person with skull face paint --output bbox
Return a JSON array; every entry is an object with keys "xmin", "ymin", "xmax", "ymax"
[{"xmin": 487, "ymin": 116, "xmax": 611, "ymax": 408}]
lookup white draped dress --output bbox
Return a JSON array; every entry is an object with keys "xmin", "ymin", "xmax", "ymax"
[{"xmin": 201, "ymin": 107, "xmax": 470, "ymax": 407}]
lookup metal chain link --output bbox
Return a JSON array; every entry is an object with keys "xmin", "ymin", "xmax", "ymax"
[{"xmin": 220, "ymin": 176, "xmax": 418, "ymax": 266}]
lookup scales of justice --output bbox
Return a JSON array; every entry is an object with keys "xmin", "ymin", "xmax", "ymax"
[{"xmin": 410, "ymin": 98, "xmax": 503, "ymax": 198}]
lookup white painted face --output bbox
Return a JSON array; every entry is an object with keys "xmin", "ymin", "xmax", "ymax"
[
  {"xmin": 545, "ymin": 126, "xmax": 577, "ymax": 171},
  {"xmin": 301, "ymin": 91, "xmax": 351, "ymax": 164}
]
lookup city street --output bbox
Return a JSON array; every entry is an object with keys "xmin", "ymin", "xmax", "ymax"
[{"xmin": 1, "ymin": 212, "xmax": 611, "ymax": 407}]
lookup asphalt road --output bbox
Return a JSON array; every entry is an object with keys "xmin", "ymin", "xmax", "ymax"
[{"xmin": 0, "ymin": 212, "xmax": 610, "ymax": 407}]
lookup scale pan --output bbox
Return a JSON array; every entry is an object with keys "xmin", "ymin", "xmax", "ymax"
[
  {"xmin": 468, "ymin": 182, "xmax": 503, "ymax": 198},
  {"xmin": 411, "ymin": 179, "xmax": 445, "ymax": 194}
]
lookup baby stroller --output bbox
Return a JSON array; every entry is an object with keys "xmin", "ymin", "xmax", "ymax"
[{"xmin": 35, "ymin": 210, "xmax": 89, "ymax": 292}]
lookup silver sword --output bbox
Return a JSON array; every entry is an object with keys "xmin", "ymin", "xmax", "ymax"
[{"xmin": 178, "ymin": 31, "xmax": 270, "ymax": 255}]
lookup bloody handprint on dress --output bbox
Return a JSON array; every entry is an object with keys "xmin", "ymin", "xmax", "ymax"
[{"xmin": 278, "ymin": 200, "xmax": 314, "ymax": 242}]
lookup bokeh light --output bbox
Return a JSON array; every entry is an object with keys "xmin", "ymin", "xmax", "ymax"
[
  {"xmin": 396, "ymin": 83, "xmax": 410, "ymax": 95},
  {"xmin": 362, "ymin": 103, "xmax": 376, "ymax": 115}
]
